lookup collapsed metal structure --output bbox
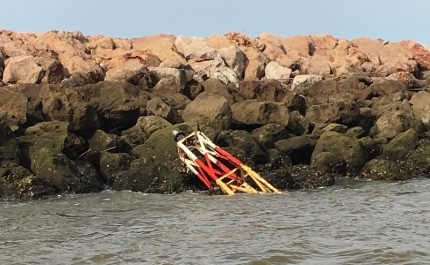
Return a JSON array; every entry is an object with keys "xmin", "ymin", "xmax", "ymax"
[{"xmin": 173, "ymin": 130, "xmax": 282, "ymax": 195}]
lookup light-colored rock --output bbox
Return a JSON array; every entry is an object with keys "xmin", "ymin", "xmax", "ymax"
[
  {"xmin": 301, "ymin": 58, "xmax": 332, "ymax": 76},
  {"xmin": 251, "ymin": 37, "xmax": 266, "ymax": 52},
  {"xmin": 3, "ymin": 56, "xmax": 44, "ymax": 84},
  {"xmin": 122, "ymin": 50, "xmax": 161, "ymax": 68},
  {"xmin": 209, "ymin": 66, "xmax": 240, "ymax": 89},
  {"xmin": 159, "ymin": 58, "xmax": 188, "ymax": 69},
  {"xmin": 309, "ymin": 34, "xmax": 339, "ymax": 52},
  {"xmin": 259, "ymin": 33, "xmax": 287, "ymax": 60},
  {"xmin": 291, "ymin": 74, "xmax": 323, "ymax": 91},
  {"xmin": 204, "ymin": 32, "xmax": 254, "ymax": 49},
  {"xmin": 265, "ymin": 61, "xmax": 292, "ymax": 80},
  {"xmin": 281, "ymin": 35, "xmax": 313, "ymax": 57},
  {"xmin": 148, "ymin": 67, "xmax": 194, "ymax": 90},
  {"xmin": 217, "ymin": 45, "xmax": 246, "ymax": 77},
  {"xmin": 175, "ymin": 36, "xmax": 225, "ymax": 74},
  {"xmin": 242, "ymin": 47, "xmax": 270, "ymax": 80},
  {"xmin": 175, "ymin": 36, "xmax": 217, "ymax": 60},
  {"xmin": 131, "ymin": 34, "xmax": 186, "ymax": 64},
  {"xmin": 104, "ymin": 68, "xmax": 135, "ymax": 83},
  {"xmin": 37, "ymin": 31, "xmax": 104, "ymax": 80},
  {"xmin": 399, "ymin": 40, "xmax": 430, "ymax": 70},
  {"xmin": 348, "ymin": 38, "xmax": 416, "ymax": 75},
  {"xmin": 203, "ymin": 34, "xmax": 237, "ymax": 49}
]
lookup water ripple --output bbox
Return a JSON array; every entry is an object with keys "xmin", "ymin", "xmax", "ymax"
[{"xmin": 2, "ymin": 179, "xmax": 430, "ymax": 264}]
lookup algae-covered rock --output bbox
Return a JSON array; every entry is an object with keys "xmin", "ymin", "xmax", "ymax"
[
  {"xmin": 311, "ymin": 131, "xmax": 366, "ymax": 175},
  {"xmin": 359, "ymin": 159, "xmax": 410, "ymax": 181}
]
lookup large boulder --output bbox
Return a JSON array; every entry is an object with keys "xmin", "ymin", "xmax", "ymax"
[
  {"xmin": 37, "ymin": 31, "xmax": 105, "ymax": 81},
  {"xmin": 148, "ymin": 67, "xmax": 194, "ymax": 92},
  {"xmin": 265, "ymin": 61, "xmax": 292, "ymax": 80},
  {"xmin": 381, "ymin": 128, "xmax": 419, "ymax": 162},
  {"xmin": 30, "ymin": 148, "xmax": 103, "ymax": 193},
  {"xmin": 305, "ymin": 76, "xmax": 366, "ymax": 104},
  {"xmin": 104, "ymin": 68, "xmax": 137, "ymax": 83},
  {"xmin": 77, "ymin": 81, "xmax": 150, "ymax": 130},
  {"xmin": 175, "ymin": 36, "xmax": 225, "ymax": 74},
  {"xmin": 17, "ymin": 121, "xmax": 70, "ymax": 168},
  {"xmin": 399, "ymin": 40, "xmax": 430, "ymax": 70},
  {"xmin": 274, "ymin": 135, "xmax": 317, "ymax": 165},
  {"xmin": 152, "ymin": 91, "xmax": 191, "ymax": 112},
  {"xmin": 61, "ymin": 72, "xmax": 95, "ymax": 88},
  {"xmin": 410, "ymin": 91, "xmax": 430, "ymax": 130},
  {"xmin": 359, "ymin": 136, "xmax": 385, "ymax": 161},
  {"xmin": 146, "ymin": 97, "xmax": 179, "ymax": 124},
  {"xmin": 182, "ymin": 92, "xmax": 232, "ymax": 139},
  {"xmin": 407, "ymin": 139, "xmax": 430, "ymax": 174},
  {"xmin": 0, "ymin": 120, "xmax": 21, "ymax": 168},
  {"xmin": 216, "ymin": 129, "xmax": 269, "ymax": 166},
  {"xmin": 0, "ymin": 86, "xmax": 28, "ymax": 126},
  {"xmin": 41, "ymin": 88, "xmax": 100, "ymax": 137},
  {"xmin": 131, "ymin": 34, "xmax": 187, "ymax": 67},
  {"xmin": 121, "ymin": 116, "xmax": 172, "ymax": 148},
  {"xmin": 98, "ymin": 152, "xmax": 132, "ymax": 185},
  {"xmin": 310, "ymin": 151, "xmax": 346, "ymax": 175},
  {"xmin": 311, "ymin": 131, "xmax": 366, "ymax": 175},
  {"xmin": 367, "ymin": 78, "xmax": 408, "ymax": 97},
  {"xmin": 231, "ymin": 100, "xmax": 290, "ymax": 127},
  {"xmin": 241, "ymin": 46, "xmax": 270, "ymax": 80},
  {"xmin": 0, "ymin": 166, "xmax": 67, "ymax": 199},
  {"xmin": 359, "ymin": 159, "xmax": 410, "ymax": 181},
  {"xmin": 87, "ymin": 129, "xmax": 123, "ymax": 154},
  {"xmin": 285, "ymin": 164, "xmax": 335, "ymax": 189},
  {"xmin": 306, "ymin": 99, "xmax": 361, "ymax": 127},
  {"xmin": 209, "ymin": 66, "xmax": 240, "ymax": 89},
  {"xmin": 251, "ymin": 123, "xmax": 289, "ymax": 149},
  {"xmin": 46, "ymin": 60, "xmax": 66, "ymax": 84},
  {"xmin": 291, "ymin": 75, "xmax": 323, "ymax": 93},
  {"xmin": 117, "ymin": 123, "xmax": 198, "ymax": 193},
  {"xmin": 217, "ymin": 45, "xmax": 247, "ymax": 77},
  {"xmin": 202, "ymin": 78, "xmax": 234, "ymax": 104},
  {"xmin": 371, "ymin": 102, "xmax": 422, "ymax": 140},
  {"xmin": 3, "ymin": 56, "xmax": 45, "ymax": 84},
  {"xmin": 348, "ymin": 38, "xmax": 417, "ymax": 76},
  {"xmin": 237, "ymin": 80, "xmax": 284, "ymax": 102},
  {"xmin": 286, "ymin": 110, "xmax": 310, "ymax": 135},
  {"xmin": 258, "ymin": 33, "xmax": 287, "ymax": 60}
]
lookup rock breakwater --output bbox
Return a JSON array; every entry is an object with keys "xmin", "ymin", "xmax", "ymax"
[{"xmin": 1, "ymin": 30, "xmax": 430, "ymax": 198}]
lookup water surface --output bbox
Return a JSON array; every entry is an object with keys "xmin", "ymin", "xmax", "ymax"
[{"xmin": 2, "ymin": 178, "xmax": 430, "ymax": 264}]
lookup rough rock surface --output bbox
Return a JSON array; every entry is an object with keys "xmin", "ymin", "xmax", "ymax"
[{"xmin": 2, "ymin": 29, "xmax": 430, "ymax": 198}]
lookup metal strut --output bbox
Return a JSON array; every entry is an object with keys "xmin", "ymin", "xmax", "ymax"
[{"xmin": 173, "ymin": 130, "xmax": 282, "ymax": 195}]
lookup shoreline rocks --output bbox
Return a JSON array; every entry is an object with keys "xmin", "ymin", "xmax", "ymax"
[{"xmin": 1, "ymin": 30, "xmax": 430, "ymax": 199}]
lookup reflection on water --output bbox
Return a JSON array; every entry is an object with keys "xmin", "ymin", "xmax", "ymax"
[{"xmin": 2, "ymin": 178, "xmax": 430, "ymax": 265}]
